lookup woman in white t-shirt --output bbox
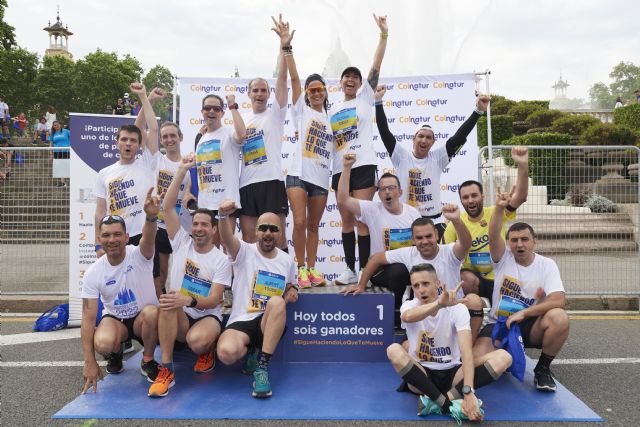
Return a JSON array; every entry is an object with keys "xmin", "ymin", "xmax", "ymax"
[
  {"xmin": 45, "ymin": 106, "xmax": 57, "ymax": 131},
  {"xmin": 274, "ymin": 18, "xmax": 332, "ymax": 288},
  {"xmin": 331, "ymin": 14, "xmax": 389, "ymax": 285}
]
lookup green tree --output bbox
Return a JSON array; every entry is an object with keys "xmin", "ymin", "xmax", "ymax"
[
  {"xmin": 73, "ymin": 50, "xmax": 143, "ymax": 113},
  {"xmin": 143, "ymin": 65, "xmax": 174, "ymax": 120},
  {"xmin": 608, "ymin": 61, "xmax": 640, "ymax": 99},
  {"xmin": 0, "ymin": 0, "xmax": 16, "ymax": 50},
  {"xmin": 589, "ymin": 61, "xmax": 640, "ymax": 108},
  {"xmin": 588, "ymin": 82, "xmax": 615, "ymax": 109},
  {"xmin": 0, "ymin": 46, "xmax": 39, "ymax": 119},
  {"xmin": 35, "ymin": 55, "xmax": 77, "ymax": 122}
]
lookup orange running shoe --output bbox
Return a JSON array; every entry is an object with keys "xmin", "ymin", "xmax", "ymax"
[
  {"xmin": 148, "ymin": 366, "xmax": 175, "ymax": 398},
  {"xmin": 194, "ymin": 351, "xmax": 215, "ymax": 373}
]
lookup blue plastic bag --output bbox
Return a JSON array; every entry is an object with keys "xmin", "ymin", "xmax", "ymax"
[
  {"xmin": 492, "ymin": 316, "xmax": 526, "ymax": 382},
  {"xmin": 33, "ymin": 303, "xmax": 69, "ymax": 332}
]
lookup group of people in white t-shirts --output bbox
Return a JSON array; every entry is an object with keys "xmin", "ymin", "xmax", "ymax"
[{"xmin": 79, "ymin": 14, "xmax": 571, "ymax": 422}]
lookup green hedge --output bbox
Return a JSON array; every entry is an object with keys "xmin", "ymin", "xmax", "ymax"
[
  {"xmin": 489, "ymin": 95, "xmax": 516, "ymax": 115},
  {"xmin": 550, "ymin": 115, "xmax": 599, "ymax": 136},
  {"xmin": 507, "ymin": 103, "xmax": 545, "ymax": 122},
  {"xmin": 579, "ymin": 123, "xmax": 638, "ymax": 146},
  {"xmin": 519, "ymin": 100, "xmax": 550, "ymax": 110},
  {"xmin": 526, "ymin": 109, "xmax": 566, "ymax": 128},
  {"xmin": 477, "ymin": 115, "xmax": 514, "ymax": 148},
  {"xmin": 502, "ymin": 132, "xmax": 571, "ymax": 201},
  {"xmin": 613, "ymin": 103, "xmax": 640, "ymax": 131}
]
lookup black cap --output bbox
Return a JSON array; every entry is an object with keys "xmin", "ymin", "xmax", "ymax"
[{"xmin": 341, "ymin": 66, "xmax": 362, "ymax": 80}]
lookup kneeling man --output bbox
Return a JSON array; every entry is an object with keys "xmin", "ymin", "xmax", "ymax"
[
  {"xmin": 148, "ymin": 154, "xmax": 232, "ymax": 397},
  {"xmin": 81, "ymin": 188, "xmax": 161, "ymax": 394},
  {"xmin": 387, "ymin": 264, "xmax": 512, "ymax": 421},
  {"xmin": 215, "ymin": 199, "xmax": 298, "ymax": 398},
  {"xmin": 474, "ymin": 188, "xmax": 570, "ymax": 392}
]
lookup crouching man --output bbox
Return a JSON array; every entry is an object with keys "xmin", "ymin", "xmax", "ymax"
[{"xmin": 387, "ymin": 263, "xmax": 512, "ymax": 422}]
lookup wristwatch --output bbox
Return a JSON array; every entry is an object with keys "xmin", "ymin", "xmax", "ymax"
[
  {"xmin": 189, "ymin": 296, "xmax": 197, "ymax": 308},
  {"xmin": 462, "ymin": 385, "xmax": 474, "ymax": 395}
]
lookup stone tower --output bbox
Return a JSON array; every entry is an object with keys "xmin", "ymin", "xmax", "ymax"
[{"xmin": 43, "ymin": 7, "xmax": 73, "ymax": 60}]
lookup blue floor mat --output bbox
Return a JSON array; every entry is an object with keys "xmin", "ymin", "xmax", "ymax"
[{"xmin": 54, "ymin": 350, "xmax": 602, "ymax": 421}]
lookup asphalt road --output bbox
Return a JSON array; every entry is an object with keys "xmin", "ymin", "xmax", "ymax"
[{"xmin": 1, "ymin": 314, "xmax": 639, "ymax": 427}]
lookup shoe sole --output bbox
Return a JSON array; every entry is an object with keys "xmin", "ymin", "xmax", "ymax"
[
  {"xmin": 194, "ymin": 362, "xmax": 215, "ymax": 373},
  {"xmin": 535, "ymin": 383, "xmax": 557, "ymax": 392},
  {"xmin": 252, "ymin": 389, "xmax": 273, "ymax": 398},
  {"xmin": 148, "ymin": 380, "xmax": 175, "ymax": 397},
  {"xmin": 123, "ymin": 344, "xmax": 135, "ymax": 354},
  {"xmin": 106, "ymin": 367, "xmax": 124, "ymax": 375}
]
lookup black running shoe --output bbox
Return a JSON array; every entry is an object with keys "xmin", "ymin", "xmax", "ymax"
[
  {"xmin": 534, "ymin": 366, "xmax": 557, "ymax": 392},
  {"xmin": 105, "ymin": 349, "xmax": 124, "ymax": 374},
  {"xmin": 123, "ymin": 339, "xmax": 134, "ymax": 354},
  {"xmin": 141, "ymin": 359, "xmax": 160, "ymax": 383}
]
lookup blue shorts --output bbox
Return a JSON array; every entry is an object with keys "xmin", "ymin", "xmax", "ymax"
[{"xmin": 286, "ymin": 175, "xmax": 329, "ymax": 197}]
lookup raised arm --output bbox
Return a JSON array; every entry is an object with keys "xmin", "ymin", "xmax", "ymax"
[
  {"xmin": 374, "ymin": 85, "xmax": 398, "ymax": 156},
  {"xmin": 442, "ymin": 203, "xmax": 471, "ymax": 261},
  {"xmin": 445, "ymin": 95, "xmax": 490, "ymax": 159},
  {"xmin": 489, "ymin": 188, "xmax": 512, "ymax": 263},
  {"xmin": 272, "ymin": 14, "xmax": 289, "ymax": 108},
  {"xmin": 367, "ymin": 14, "xmax": 388, "ymax": 90},
  {"xmin": 508, "ymin": 146, "xmax": 529, "ymax": 210},
  {"xmin": 226, "ymin": 94, "xmax": 246, "ymax": 141},
  {"xmin": 163, "ymin": 154, "xmax": 195, "ymax": 240},
  {"xmin": 337, "ymin": 154, "xmax": 362, "ymax": 216},
  {"xmin": 130, "ymin": 83, "xmax": 161, "ymax": 155},
  {"xmin": 81, "ymin": 297, "xmax": 103, "ymax": 394},
  {"xmin": 139, "ymin": 187, "xmax": 160, "ymax": 260},
  {"xmin": 217, "ymin": 199, "xmax": 241, "ymax": 260},
  {"xmin": 272, "ymin": 15, "xmax": 301, "ymax": 104},
  {"xmin": 402, "ymin": 281, "xmax": 464, "ymax": 323}
]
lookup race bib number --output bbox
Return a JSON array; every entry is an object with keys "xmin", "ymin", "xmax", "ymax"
[
  {"xmin": 197, "ymin": 139, "xmax": 222, "ymax": 166},
  {"xmin": 497, "ymin": 295, "xmax": 529, "ymax": 317},
  {"xmin": 330, "ymin": 108, "xmax": 357, "ymax": 151},
  {"xmin": 180, "ymin": 274, "xmax": 212, "ymax": 299},
  {"xmin": 248, "ymin": 270, "xmax": 286, "ymax": 313},
  {"xmin": 243, "ymin": 134, "xmax": 268, "ymax": 166},
  {"xmin": 387, "ymin": 228, "xmax": 413, "ymax": 250},
  {"xmin": 469, "ymin": 252, "xmax": 491, "ymax": 266}
]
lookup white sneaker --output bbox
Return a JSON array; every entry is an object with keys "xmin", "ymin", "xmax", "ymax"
[{"xmin": 334, "ymin": 268, "xmax": 358, "ymax": 285}]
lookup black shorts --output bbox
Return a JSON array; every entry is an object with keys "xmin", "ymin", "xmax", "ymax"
[
  {"xmin": 461, "ymin": 269, "xmax": 495, "ymax": 301},
  {"xmin": 331, "ymin": 164, "xmax": 377, "ymax": 192},
  {"xmin": 101, "ymin": 313, "xmax": 143, "ymax": 345},
  {"xmin": 239, "ymin": 180, "xmax": 289, "ymax": 217},
  {"xmin": 226, "ymin": 315, "xmax": 265, "ymax": 349},
  {"xmin": 478, "ymin": 316, "xmax": 541, "ymax": 349},
  {"xmin": 174, "ymin": 314, "xmax": 223, "ymax": 351},
  {"xmin": 53, "ymin": 151, "xmax": 70, "ymax": 159},
  {"xmin": 424, "ymin": 365, "xmax": 460, "ymax": 394}
]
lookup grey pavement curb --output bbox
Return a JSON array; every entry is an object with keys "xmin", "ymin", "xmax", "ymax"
[{"xmin": 1, "ymin": 294, "xmax": 638, "ymax": 314}]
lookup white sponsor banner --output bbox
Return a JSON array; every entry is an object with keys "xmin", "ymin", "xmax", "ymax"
[{"xmin": 178, "ymin": 74, "xmax": 477, "ymax": 282}]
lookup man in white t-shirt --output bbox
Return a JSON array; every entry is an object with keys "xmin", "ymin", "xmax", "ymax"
[
  {"xmin": 147, "ymin": 154, "xmax": 232, "ymax": 398},
  {"xmin": 80, "ymin": 188, "xmax": 161, "ymax": 394},
  {"xmin": 238, "ymin": 23, "xmax": 289, "ymax": 250},
  {"xmin": 94, "ymin": 83, "xmax": 159, "ymax": 260},
  {"xmin": 216, "ymin": 198, "xmax": 298, "ymax": 398},
  {"xmin": 344, "ymin": 206, "xmax": 484, "ymax": 340},
  {"xmin": 0, "ymin": 97, "xmax": 8, "ymax": 126},
  {"xmin": 196, "ymin": 93, "xmax": 246, "ymax": 236},
  {"xmin": 474, "ymin": 188, "xmax": 570, "ymax": 392},
  {"xmin": 387, "ymin": 263, "xmax": 511, "ymax": 421}
]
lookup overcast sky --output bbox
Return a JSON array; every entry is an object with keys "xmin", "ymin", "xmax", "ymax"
[{"xmin": 6, "ymin": 0, "xmax": 639, "ymax": 102}]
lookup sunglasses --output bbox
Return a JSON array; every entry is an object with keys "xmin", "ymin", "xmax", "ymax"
[
  {"xmin": 305, "ymin": 86, "xmax": 326, "ymax": 95},
  {"xmin": 202, "ymin": 105, "xmax": 223, "ymax": 112},
  {"xmin": 256, "ymin": 223, "xmax": 280, "ymax": 233},
  {"xmin": 101, "ymin": 214, "xmax": 125, "ymax": 225}
]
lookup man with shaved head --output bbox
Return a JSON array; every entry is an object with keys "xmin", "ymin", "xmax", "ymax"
[{"xmin": 215, "ymin": 199, "xmax": 298, "ymax": 398}]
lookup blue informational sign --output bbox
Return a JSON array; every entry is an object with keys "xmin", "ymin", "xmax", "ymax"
[{"xmin": 281, "ymin": 293, "xmax": 394, "ymax": 363}]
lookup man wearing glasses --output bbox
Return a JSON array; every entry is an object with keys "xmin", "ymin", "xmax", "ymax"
[
  {"xmin": 80, "ymin": 189, "xmax": 161, "ymax": 394},
  {"xmin": 374, "ymin": 87, "xmax": 491, "ymax": 242},
  {"xmin": 215, "ymin": 199, "xmax": 298, "ymax": 398},
  {"xmin": 147, "ymin": 154, "xmax": 232, "ymax": 398},
  {"xmin": 337, "ymin": 153, "xmax": 420, "ymax": 327},
  {"xmin": 195, "ymin": 93, "xmax": 246, "ymax": 238}
]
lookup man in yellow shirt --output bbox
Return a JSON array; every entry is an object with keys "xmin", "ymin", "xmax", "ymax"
[{"xmin": 443, "ymin": 147, "xmax": 529, "ymax": 303}]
